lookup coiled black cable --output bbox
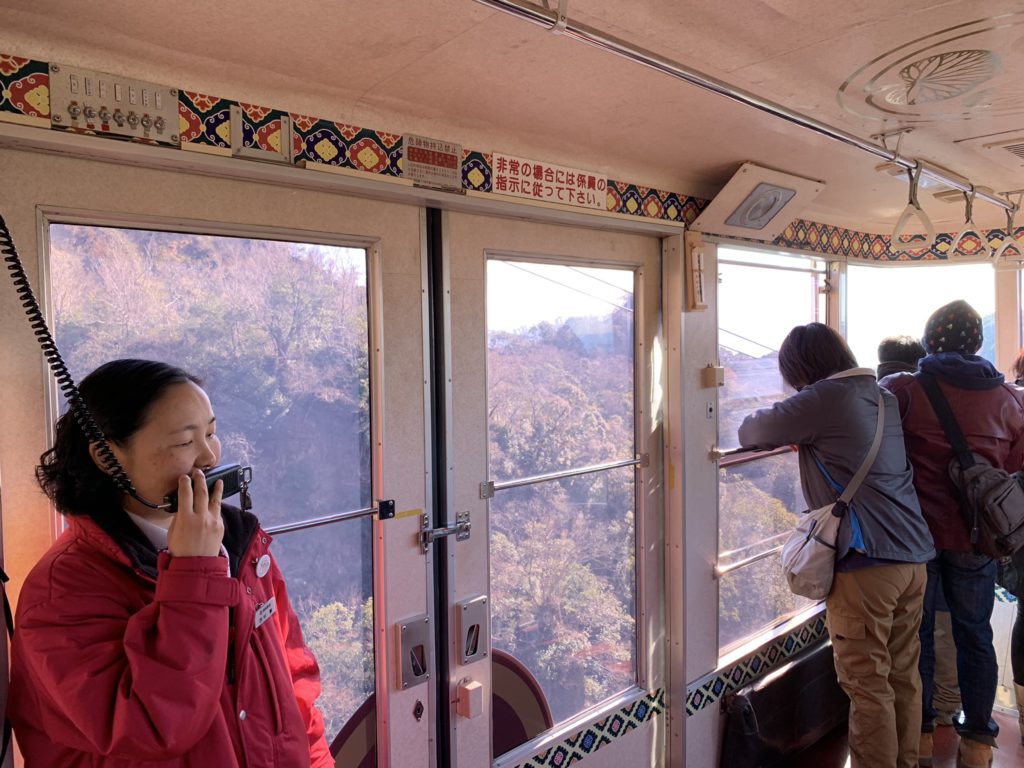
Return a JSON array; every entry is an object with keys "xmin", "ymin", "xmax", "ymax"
[{"xmin": 0, "ymin": 213, "xmax": 160, "ymax": 508}]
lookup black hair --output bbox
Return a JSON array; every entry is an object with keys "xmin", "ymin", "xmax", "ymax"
[
  {"xmin": 36, "ymin": 359, "xmax": 202, "ymax": 518},
  {"xmin": 777, "ymin": 323, "xmax": 858, "ymax": 390},
  {"xmin": 877, "ymin": 335, "xmax": 925, "ymax": 367}
]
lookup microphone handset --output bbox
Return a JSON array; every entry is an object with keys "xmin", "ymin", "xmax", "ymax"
[
  {"xmin": 166, "ymin": 463, "xmax": 253, "ymax": 512},
  {"xmin": 1, "ymin": 213, "xmax": 252, "ymax": 513}
]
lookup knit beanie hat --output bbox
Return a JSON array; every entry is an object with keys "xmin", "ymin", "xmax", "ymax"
[{"xmin": 923, "ymin": 299, "xmax": 982, "ymax": 354}]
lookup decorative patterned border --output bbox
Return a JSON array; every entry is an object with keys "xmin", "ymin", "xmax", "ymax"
[
  {"xmin": 178, "ymin": 90, "xmax": 233, "ymax": 149},
  {"xmin": 770, "ymin": 218, "xmax": 1024, "ymax": 262},
  {"xmin": 685, "ymin": 613, "xmax": 829, "ymax": 716},
  {"xmin": 0, "ymin": 55, "xmax": 49, "ymax": 125},
  {"xmin": 512, "ymin": 689, "xmax": 664, "ymax": 768},
  {"xmin": 606, "ymin": 180, "xmax": 708, "ymax": 223},
  {"xmin": 2, "ymin": 49, "xmax": 1021, "ymax": 263}
]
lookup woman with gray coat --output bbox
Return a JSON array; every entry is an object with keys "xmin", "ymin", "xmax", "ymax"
[{"xmin": 739, "ymin": 323, "xmax": 934, "ymax": 768}]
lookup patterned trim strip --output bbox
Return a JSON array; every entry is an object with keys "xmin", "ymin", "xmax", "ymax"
[
  {"xmin": 2, "ymin": 50, "xmax": 1021, "ymax": 263},
  {"xmin": 511, "ymin": 689, "xmax": 664, "ymax": 768},
  {"xmin": 685, "ymin": 613, "xmax": 829, "ymax": 716},
  {"xmin": 0, "ymin": 55, "xmax": 49, "ymax": 123},
  {"xmin": 770, "ymin": 219, "xmax": 1024, "ymax": 262}
]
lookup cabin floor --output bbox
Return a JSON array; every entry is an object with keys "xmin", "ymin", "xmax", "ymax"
[{"xmin": 791, "ymin": 709, "xmax": 1024, "ymax": 767}]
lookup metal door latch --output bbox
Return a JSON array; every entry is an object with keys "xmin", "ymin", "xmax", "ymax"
[{"xmin": 420, "ymin": 511, "xmax": 471, "ymax": 552}]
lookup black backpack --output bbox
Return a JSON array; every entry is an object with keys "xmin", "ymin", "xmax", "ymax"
[{"xmin": 918, "ymin": 373, "xmax": 1024, "ymax": 559}]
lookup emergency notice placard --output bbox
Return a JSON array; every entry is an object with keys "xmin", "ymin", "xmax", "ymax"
[{"xmin": 492, "ymin": 153, "xmax": 606, "ymax": 210}]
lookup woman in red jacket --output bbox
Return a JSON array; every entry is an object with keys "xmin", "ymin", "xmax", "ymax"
[{"xmin": 9, "ymin": 359, "xmax": 334, "ymax": 768}]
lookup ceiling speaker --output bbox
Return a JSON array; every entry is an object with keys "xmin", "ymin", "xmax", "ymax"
[{"xmin": 692, "ymin": 163, "xmax": 825, "ymax": 241}]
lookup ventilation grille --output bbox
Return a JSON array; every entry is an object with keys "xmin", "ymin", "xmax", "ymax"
[
  {"xmin": 981, "ymin": 136, "xmax": 1024, "ymax": 166},
  {"xmin": 1000, "ymin": 142, "xmax": 1024, "ymax": 162}
]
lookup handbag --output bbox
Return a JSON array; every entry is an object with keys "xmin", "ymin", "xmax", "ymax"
[
  {"xmin": 781, "ymin": 387, "xmax": 885, "ymax": 600},
  {"xmin": 997, "ymin": 471, "xmax": 1024, "ymax": 597}
]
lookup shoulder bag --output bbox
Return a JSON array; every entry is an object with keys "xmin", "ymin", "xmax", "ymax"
[{"xmin": 781, "ymin": 390, "xmax": 885, "ymax": 600}]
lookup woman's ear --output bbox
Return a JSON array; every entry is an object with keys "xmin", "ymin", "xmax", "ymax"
[{"xmin": 87, "ymin": 441, "xmax": 124, "ymax": 475}]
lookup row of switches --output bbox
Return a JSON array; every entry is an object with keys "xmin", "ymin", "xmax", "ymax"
[{"xmin": 64, "ymin": 102, "xmax": 166, "ymax": 132}]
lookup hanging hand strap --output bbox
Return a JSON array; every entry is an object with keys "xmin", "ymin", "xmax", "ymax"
[
  {"xmin": 836, "ymin": 393, "xmax": 886, "ymax": 505},
  {"xmin": 917, "ymin": 373, "xmax": 975, "ymax": 470}
]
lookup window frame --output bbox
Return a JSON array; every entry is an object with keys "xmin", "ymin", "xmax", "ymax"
[
  {"xmin": 712, "ymin": 242, "xmax": 839, "ymax": 656},
  {"xmin": 483, "ymin": 251, "xmax": 648, "ymax": 751},
  {"xmin": 38, "ymin": 204, "xmax": 388, "ymax": 741}
]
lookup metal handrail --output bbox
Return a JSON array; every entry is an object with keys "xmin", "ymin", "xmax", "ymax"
[
  {"xmin": 715, "ymin": 543, "xmax": 786, "ymax": 578},
  {"xmin": 264, "ymin": 505, "xmax": 376, "ymax": 535},
  {"xmin": 491, "ymin": 456, "xmax": 641, "ymax": 493},
  {"xmin": 713, "ymin": 444, "xmax": 796, "ymax": 467},
  {"xmin": 474, "ymin": 0, "xmax": 1017, "ymax": 215}
]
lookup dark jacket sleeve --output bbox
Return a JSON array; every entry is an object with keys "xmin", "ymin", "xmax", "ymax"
[
  {"xmin": 738, "ymin": 388, "xmax": 826, "ymax": 450},
  {"xmin": 16, "ymin": 554, "xmax": 238, "ymax": 759},
  {"xmin": 269, "ymin": 555, "xmax": 333, "ymax": 768}
]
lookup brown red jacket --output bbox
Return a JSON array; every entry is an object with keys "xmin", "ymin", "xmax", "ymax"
[
  {"xmin": 9, "ymin": 507, "xmax": 333, "ymax": 767},
  {"xmin": 883, "ymin": 354, "xmax": 1024, "ymax": 551}
]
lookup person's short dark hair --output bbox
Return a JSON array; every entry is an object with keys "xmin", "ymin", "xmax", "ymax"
[
  {"xmin": 36, "ymin": 359, "xmax": 202, "ymax": 518},
  {"xmin": 778, "ymin": 322, "xmax": 858, "ymax": 391},
  {"xmin": 1013, "ymin": 349, "xmax": 1024, "ymax": 385},
  {"xmin": 878, "ymin": 335, "xmax": 925, "ymax": 367}
]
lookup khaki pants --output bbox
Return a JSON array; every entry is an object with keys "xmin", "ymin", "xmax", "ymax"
[{"xmin": 826, "ymin": 563, "xmax": 927, "ymax": 768}]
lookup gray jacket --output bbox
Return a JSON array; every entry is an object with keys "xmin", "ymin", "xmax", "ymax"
[{"xmin": 738, "ymin": 368, "xmax": 935, "ymax": 563}]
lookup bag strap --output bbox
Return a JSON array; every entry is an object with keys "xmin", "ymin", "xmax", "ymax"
[
  {"xmin": 829, "ymin": 393, "xmax": 885, "ymax": 505},
  {"xmin": 917, "ymin": 373, "xmax": 975, "ymax": 469}
]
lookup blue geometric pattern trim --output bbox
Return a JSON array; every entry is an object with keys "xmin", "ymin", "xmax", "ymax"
[
  {"xmin": 512, "ymin": 689, "xmax": 664, "ymax": 768},
  {"xmin": 685, "ymin": 613, "xmax": 829, "ymax": 717}
]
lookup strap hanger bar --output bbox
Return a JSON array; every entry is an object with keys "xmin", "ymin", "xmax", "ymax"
[{"xmin": 474, "ymin": 0, "xmax": 1018, "ymax": 216}]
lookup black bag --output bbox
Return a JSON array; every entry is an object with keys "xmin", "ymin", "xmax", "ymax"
[
  {"xmin": 997, "ymin": 472, "xmax": 1024, "ymax": 597},
  {"xmin": 919, "ymin": 374, "xmax": 1024, "ymax": 559}
]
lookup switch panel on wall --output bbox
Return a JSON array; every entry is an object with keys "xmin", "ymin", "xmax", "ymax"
[{"xmin": 49, "ymin": 63, "xmax": 180, "ymax": 146}]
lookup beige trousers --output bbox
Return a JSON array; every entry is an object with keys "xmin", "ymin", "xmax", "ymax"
[{"xmin": 826, "ymin": 562, "xmax": 927, "ymax": 768}]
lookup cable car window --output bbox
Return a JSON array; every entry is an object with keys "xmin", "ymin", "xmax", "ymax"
[
  {"xmin": 47, "ymin": 222, "xmax": 374, "ymax": 741},
  {"xmin": 846, "ymin": 262, "xmax": 996, "ymax": 371},
  {"xmin": 717, "ymin": 247, "xmax": 825, "ymax": 653},
  {"xmin": 487, "ymin": 259, "xmax": 637, "ymax": 730},
  {"xmin": 717, "ymin": 249, "xmax": 827, "ymax": 451}
]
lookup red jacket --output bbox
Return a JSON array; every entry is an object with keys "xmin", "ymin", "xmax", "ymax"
[
  {"xmin": 9, "ymin": 508, "xmax": 334, "ymax": 768},
  {"xmin": 883, "ymin": 359, "xmax": 1024, "ymax": 551}
]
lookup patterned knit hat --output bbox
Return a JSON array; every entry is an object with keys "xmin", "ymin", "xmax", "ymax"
[{"xmin": 923, "ymin": 299, "xmax": 982, "ymax": 354}]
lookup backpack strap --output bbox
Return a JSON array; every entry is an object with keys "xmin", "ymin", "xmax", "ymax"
[{"xmin": 917, "ymin": 373, "xmax": 976, "ymax": 469}]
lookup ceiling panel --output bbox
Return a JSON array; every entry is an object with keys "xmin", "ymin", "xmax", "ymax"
[{"xmin": 1, "ymin": 0, "xmax": 1021, "ymax": 232}]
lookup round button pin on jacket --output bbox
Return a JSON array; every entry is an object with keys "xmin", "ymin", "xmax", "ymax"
[{"xmin": 255, "ymin": 554, "xmax": 271, "ymax": 578}]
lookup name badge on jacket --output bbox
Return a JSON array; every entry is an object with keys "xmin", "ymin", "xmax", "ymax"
[{"xmin": 254, "ymin": 596, "xmax": 277, "ymax": 629}]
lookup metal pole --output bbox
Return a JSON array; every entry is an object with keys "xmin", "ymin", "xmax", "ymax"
[{"xmin": 474, "ymin": 0, "xmax": 1018, "ymax": 214}]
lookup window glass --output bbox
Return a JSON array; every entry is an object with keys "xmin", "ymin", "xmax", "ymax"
[
  {"xmin": 271, "ymin": 521, "xmax": 374, "ymax": 737},
  {"xmin": 718, "ymin": 451, "xmax": 815, "ymax": 650},
  {"xmin": 717, "ymin": 247, "xmax": 824, "ymax": 653},
  {"xmin": 717, "ymin": 250, "xmax": 825, "ymax": 450},
  {"xmin": 487, "ymin": 260, "xmax": 635, "ymax": 480},
  {"xmin": 487, "ymin": 259, "xmax": 636, "ymax": 748},
  {"xmin": 489, "ymin": 468, "xmax": 636, "ymax": 724},
  {"xmin": 719, "ymin": 550, "xmax": 817, "ymax": 653},
  {"xmin": 48, "ymin": 223, "xmax": 373, "ymax": 744},
  {"xmin": 847, "ymin": 262, "xmax": 996, "ymax": 372}
]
